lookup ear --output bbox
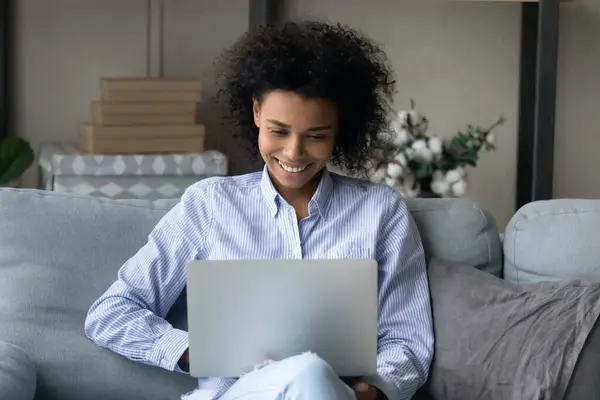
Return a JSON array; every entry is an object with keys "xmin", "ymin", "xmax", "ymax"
[{"xmin": 253, "ymin": 98, "xmax": 261, "ymax": 128}]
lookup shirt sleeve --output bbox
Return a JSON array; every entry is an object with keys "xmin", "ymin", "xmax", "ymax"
[
  {"xmin": 84, "ymin": 181, "xmax": 213, "ymax": 373},
  {"xmin": 364, "ymin": 189, "xmax": 434, "ymax": 400}
]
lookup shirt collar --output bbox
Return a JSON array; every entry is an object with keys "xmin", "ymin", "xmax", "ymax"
[
  {"xmin": 260, "ymin": 165, "xmax": 280, "ymax": 217},
  {"xmin": 260, "ymin": 165, "xmax": 334, "ymax": 219}
]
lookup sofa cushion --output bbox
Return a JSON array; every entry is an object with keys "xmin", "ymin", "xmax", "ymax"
[
  {"xmin": 0, "ymin": 189, "xmax": 197, "ymax": 400},
  {"xmin": 424, "ymin": 257, "xmax": 600, "ymax": 400},
  {"xmin": 504, "ymin": 199, "xmax": 600, "ymax": 284},
  {"xmin": 405, "ymin": 197, "xmax": 502, "ymax": 276},
  {"xmin": 0, "ymin": 341, "xmax": 36, "ymax": 400}
]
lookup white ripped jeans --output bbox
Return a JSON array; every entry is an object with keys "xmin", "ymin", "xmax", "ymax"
[{"xmin": 183, "ymin": 352, "xmax": 357, "ymax": 400}]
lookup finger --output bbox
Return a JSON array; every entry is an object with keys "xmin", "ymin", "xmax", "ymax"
[{"xmin": 353, "ymin": 381, "xmax": 370, "ymax": 392}]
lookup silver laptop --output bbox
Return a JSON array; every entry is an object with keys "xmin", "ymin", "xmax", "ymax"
[{"xmin": 186, "ymin": 258, "xmax": 378, "ymax": 378}]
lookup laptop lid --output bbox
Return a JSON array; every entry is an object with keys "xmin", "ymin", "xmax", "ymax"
[{"xmin": 186, "ymin": 258, "xmax": 378, "ymax": 378}]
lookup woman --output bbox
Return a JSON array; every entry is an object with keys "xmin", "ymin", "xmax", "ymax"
[{"xmin": 85, "ymin": 20, "xmax": 434, "ymax": 400}]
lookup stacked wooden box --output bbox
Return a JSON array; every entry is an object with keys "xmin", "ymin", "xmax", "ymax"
[{"xmin": 79, "ymin": 77, "xmax": 204, "ymax": 154}]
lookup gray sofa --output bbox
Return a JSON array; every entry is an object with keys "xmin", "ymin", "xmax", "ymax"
[{"xmin": 1, "ymin": 187, "xmax": 599, "ymax": 399}]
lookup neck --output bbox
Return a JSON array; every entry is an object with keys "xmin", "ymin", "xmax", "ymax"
[{"xmin": 270, "ymin": 168, "xmax": 323, "ymax": 207}]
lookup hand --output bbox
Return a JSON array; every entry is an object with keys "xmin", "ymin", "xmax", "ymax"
[
  {"xmin": 176, "ymin": 349, "xmax": 191, "ymax": 373},
  {"xmin": 180, "ymin": 349, "xmax": 189, "ymax": 366},
  {"xmin": 352, "ymin": 379, "xmax": 381, "ymax": 400}
]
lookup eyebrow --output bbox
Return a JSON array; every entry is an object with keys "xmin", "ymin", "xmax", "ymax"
[{"xmin": 267, "ymin": 119, "xmax": 332, "ymax": 132}]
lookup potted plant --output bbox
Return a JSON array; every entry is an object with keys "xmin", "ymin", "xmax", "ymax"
[
  {"xmin": 370, "ymin": 100, "xmax": 504, "ymax": 198},
  {"xmin": 0, "ymin": 135, "xmax": 35, "ymax": 188}
]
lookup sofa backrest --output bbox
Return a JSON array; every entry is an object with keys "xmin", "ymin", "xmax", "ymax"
[
  {"xmin": 0, "ymin": 188, "xmax": 501, "ymax": 399},
  {"xmin": 504, "ymin": 199, "xmax": 600, "ymax": 284}
]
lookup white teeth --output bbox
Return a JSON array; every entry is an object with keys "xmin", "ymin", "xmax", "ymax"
[{"xmin": 279, "ymin": 161, "xmax": 307, "ymax": 173}]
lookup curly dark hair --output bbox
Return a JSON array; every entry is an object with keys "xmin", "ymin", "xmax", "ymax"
[{"xmin": 215, "ymin": 20, "xmax": 396, "ymax": 176}]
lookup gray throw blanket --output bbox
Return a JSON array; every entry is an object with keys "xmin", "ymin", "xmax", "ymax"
[{"xmin": 424, "ymin": 258, "xmax": 600, "ymax": 400}]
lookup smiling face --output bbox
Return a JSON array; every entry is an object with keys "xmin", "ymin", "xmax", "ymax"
[{"xmin": 254, "ymin": 90, "xmax": 338, "ymax": 199}]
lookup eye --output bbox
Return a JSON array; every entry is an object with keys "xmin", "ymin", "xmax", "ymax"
[
  {"xmin": 269, "ymin": 129, "xmax": 288, "ymax": 136},
  {"xmin": 309, "ymin": 134, "xmax": 328, "ymax": 140}
]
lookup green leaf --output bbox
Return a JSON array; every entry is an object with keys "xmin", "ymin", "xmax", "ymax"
[
  {"xmin": 436, "ymin": 156, "xmax": 456, "ymax": 172},
  {"xmin": 410, "ymin": 161, "xmax": 433, "ymax": 180},
  {"xmin": 0, "ymin": 136, "xmax": 35, "ymax": 185}
]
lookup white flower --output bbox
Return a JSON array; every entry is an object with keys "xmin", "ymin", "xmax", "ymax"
[
  {"xmin": 370, "ymin": 166, "xmax": 387, "ymax": 183},
  {"xmin": 393, "ymin": 151, "xmax": 408, "ymax": 167},
  {"xmin": 412, "ymin": 147, "xmax": 433, "ymax": 163},
  {"xmin": 431, "ymin": 180, "xmax": 450, "ymax": 196},
  {"xmin": 445, "ymin": 167, "xmax": 465, "ymax": 183},
  {"xmin": 486, "ymin": 133, "xmax": 495, "ymax": 144},
  {"xmin": 396, "ymin": 102, "xmax": 429, "ymax": 135},
  {"xmin": 428, "ymin": 137, "xmax": 443, "ymax": 155},
  {"xmin": 396, "ymin": 111, "xmax": 410, "ymax": 127},
  {"xmin": 451, "ymin": 179, "xmax": 468, "ymax": 197},
  {"xmin": 384, "ymin": 176, "xmax": 398, "ymax": 188},
  {"xmin": 430, "ymin": 171, "xmax": 450, "ymax": 196},
  {"xmin": 411, "ymin": 139, "xmax": 427, "ymax": 150},
  {"xmin": 408, "ymin": 110, "xmax": 422, "ymax": 125},
  {"xmin": 408, "ymin": 111, "xmax": 428, "ymax": 136},
  {"xmin": 392, "ymin": 128, "xmax": 412, "ymax": 147},
  {"xmin": 387, "ymin": 163, "xmax": 404, "ymax": 178}
]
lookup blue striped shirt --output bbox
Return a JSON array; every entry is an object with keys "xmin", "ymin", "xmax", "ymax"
[{"xmin": 84, "ymin": 166, "xmax": 434, "ymax": 400}]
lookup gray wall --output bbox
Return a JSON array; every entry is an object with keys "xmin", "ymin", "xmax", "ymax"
[
  {"xmin": 12, "ymin": 0, "xmax": 600, "ymax": 228},
  {"xmin": 13, "ymin": 0, "xmax": 254, "ymax": 186}
]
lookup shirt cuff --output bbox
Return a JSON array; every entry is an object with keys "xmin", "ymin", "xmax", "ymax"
[
  {"xmin": 364, "ymin": 374, "xmax": 397, "ymax": 400},
  {"xmin": 149, "ymin": 328, "xmax": 189, "ymax": 373}
]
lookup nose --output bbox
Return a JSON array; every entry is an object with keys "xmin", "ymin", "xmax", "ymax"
[{"xmin": 282, "ymin": 135, "xmax": 306, "ymax": 160}]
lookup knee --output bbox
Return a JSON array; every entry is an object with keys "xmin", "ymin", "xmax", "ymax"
[
  {"xmin": 290, "ymin": 352, "xmax": 336, "ymax": 383},
  {"xmin": 283, "ymin": 354, "xmax": 353, "ymax": 399}
]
